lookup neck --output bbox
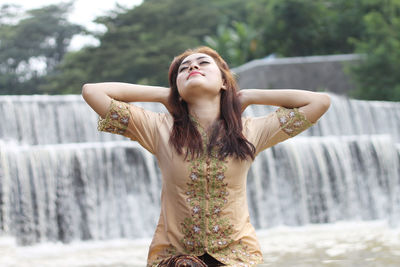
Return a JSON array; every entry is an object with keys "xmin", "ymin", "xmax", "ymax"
[{"xmin": 188, "ymin": 96, "xmax": 221, "ymax": 131}]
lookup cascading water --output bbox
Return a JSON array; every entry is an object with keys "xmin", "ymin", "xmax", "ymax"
[
  {"xmin": 0, "ymin": 93, "xmax": 399, "ymax": 247},
  {"xmin": 1, "ymin": 94, "xmax": 400, "ymax": 144}
]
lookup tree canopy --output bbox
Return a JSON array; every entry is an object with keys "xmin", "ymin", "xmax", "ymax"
[
  {"xmin": 348, "ymin": 1, "xmax": 400, "ymax": 100},
  {"xmin": 0, "ymin": 2, "xmax": 84, "ymax": 94},
  {"xmin": 42, "ymin": 0, "xmax": 247, "ymax": 93},
  {"xmin": 1, "ymin": 0, "xmax": 399, "ymax": 101}
]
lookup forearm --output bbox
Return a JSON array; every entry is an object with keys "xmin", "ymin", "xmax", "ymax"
[
  {"xmin": 240, "ymin": 89, "xmax": 331, "ymax": 123},
  {"xmin": 82, "ymin": 82, "xmax": 171, "ymax": 118},
  {"xmin": 241, "ymin": 89, "xmax": 328, "ymax": 108},
  {"xmin": 82, "ymin": 82, "xmax": 169, "ymax": 104}
]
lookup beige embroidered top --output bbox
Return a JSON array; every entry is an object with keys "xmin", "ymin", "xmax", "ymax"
[{"xmin": 98, "ymin": 99, "xmax": 314, "ymax": 267}]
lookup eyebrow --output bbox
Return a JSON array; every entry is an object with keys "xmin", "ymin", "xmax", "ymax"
[{"xmin": 180, "ymin": 56, "xmax": 210, "ymax": 66}]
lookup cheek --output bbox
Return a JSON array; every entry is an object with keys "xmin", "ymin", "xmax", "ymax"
[
  {"xmin": 176, "ymin": 75, "xmax": 185, "ymax": 93},
  {"xmin": 211, "ymin": 67, "xmax": 224, "ymax": 84},
  {"xmin": 211, "ymin": 74, "xmax": 224, "ymax": 88}
]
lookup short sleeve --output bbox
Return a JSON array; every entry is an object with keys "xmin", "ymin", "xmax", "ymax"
[
  {"xmin": 245, "ymin": 107, "xmax": 315, "ymax": 155},
  {"xmin": 97, "ymin": 98, "xmax": 164, "ymax": 154}
]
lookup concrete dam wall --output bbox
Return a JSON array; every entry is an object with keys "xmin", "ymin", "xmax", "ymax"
[{"xmin": 233, "ymin": 54, "xmax": 360, "ymax": 95}]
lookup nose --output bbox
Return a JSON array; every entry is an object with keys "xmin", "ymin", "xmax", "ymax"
[{"xmin": 189, "ymin": 62, "xmax": 199, "ymax": 71}]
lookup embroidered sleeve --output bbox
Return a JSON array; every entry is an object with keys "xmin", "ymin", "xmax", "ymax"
[
  {"xmin": 275, "ymin": 107, "xmax": 314, "ymax": 137},
  {"xmin": 244, "ymin": 107, "xmax": 316, "ymax": 154},
  {"xmin": 97, "ymin": 98, "xmax": 164, "ymax": 154},
  {"xmin": 97, "ymin": 99, "xmax": 131, "ymax": 137}
]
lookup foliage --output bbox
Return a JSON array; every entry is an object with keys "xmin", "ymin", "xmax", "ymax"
[
  {"xmin": 229, "ymin": 0, "xmax": 400, "ymax": 101},
  {"xmin": 247, "ymin": 0, "xmax": 332, "ymax": 57},
  {"xmin": 1, "ymin": 0, "xmax": 400, "ymax": 100},
  {"xmin": 204, "ymin": 21, "xmax": 260, "ymax": 67},
  {"xmin": 43, "ymin": 0, "xmax": 226, "ymax": 93},
  {"xmin": 348, "ymin": 2, "xmax": 400, "ymax": 101},
  {"xmin": 43, "ymin": 0, "xmax": 259, "ymax": 93},
  {"xmin": 0, "ymin": 2, "xmax": 84, "ymax": 94}
]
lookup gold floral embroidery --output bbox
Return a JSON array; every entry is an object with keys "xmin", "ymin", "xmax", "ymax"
[
  {"xmin": 97, "ymin": 99, "xmax": 130, "ymax": 135},
  {"xmin": 181, "ymin": 154, "xmax": 208, "ymax": 254},
  {"xmin": 213, "ymin": 240, "xmax": 263, "ymax": 267},
  {"xmin": 276, "ymin": 107, "xmax": 313, "ymax": 137},
  {"xmin": 206, "ymin": 154, "xmax": 234, "ymax": 253},
  {"xmin": 180, "ymin": 116, "xmax": 234, "ymax": 254}
]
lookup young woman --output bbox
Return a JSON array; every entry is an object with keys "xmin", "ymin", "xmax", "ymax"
[{"xmin": 82, "ymin": 46, "xmax": 331, "ymax": 267}]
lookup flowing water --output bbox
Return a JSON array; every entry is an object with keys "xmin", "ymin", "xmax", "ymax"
[
  {"xmin": 1, "ymin": 221, "xmax": 400, "ymax": 267},
  {"xmin": 0, "ymin": 93, "xmax": 399, "ymax": 266}
]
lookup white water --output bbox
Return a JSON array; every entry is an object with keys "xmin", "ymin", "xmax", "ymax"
[
  {"xmin": 1, "ymin": 221, "xmax": 399, "ymax": 267},
  {"xmin": 1, "ymin": 135, "xmax": 398, "ymax": 245},
  {"xmin": 1, "ymin": 94, "xmax": 400, "ymax": 144}
]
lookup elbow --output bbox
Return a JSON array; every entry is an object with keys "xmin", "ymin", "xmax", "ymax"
[
  {"xmin": 308, "ymin": 93, "xmax": 331, "ymax": 121},
  {"xmin": 316, "ymin": 92, "xmax": 331, "ymax": 113},
  {"xmin": 82, "ymin": 83, "xmax": 94, "ymax": 100}
]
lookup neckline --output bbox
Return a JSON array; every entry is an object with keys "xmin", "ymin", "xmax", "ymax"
[{"xmin": 188, "ymin": 114, "xmax": 209, "ymax": 141}]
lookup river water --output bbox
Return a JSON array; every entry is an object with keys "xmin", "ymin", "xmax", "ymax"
[{"xmin": 1, "ymin": 221, "xmax": 399, "ymax": 267}]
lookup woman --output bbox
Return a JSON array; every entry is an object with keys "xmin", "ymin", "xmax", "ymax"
[{"xmin": 82, "ymin": 46, "xmax": 331, "ymax": 267}]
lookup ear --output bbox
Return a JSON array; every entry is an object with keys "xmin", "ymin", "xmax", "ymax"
[{"xmin": 221, "ymin": 80, "xmax": 227, "ymax": 90}]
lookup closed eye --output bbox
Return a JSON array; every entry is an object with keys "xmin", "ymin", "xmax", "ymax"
[
  {"xmin": 179, "ymin": 60, "xmax": 210, "ymax": 72},
  {"xmin": 179, "ymin": 66, "xmax": 188, "ymax": 72}
]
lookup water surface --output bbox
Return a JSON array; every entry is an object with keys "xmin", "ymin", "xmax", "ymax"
[{"xmin": 1, "ymin": 221, "xmax": 399, "ymax": 267}]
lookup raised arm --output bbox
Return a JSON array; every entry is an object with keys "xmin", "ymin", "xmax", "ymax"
[
  {"xmin": 81, "ymin": 82, "xmax": 171, "ymax": 118},
  {"xmin": 238, "ymin": 89, "xmax": 331, "ymax": 123}
]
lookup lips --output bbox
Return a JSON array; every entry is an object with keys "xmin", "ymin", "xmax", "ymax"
[{"xmin": 187, "ymin": 71, "xmax": 203, "ymax": 79}]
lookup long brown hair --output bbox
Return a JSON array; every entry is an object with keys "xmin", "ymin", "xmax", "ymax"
[{"xmin": 168, "ymin": 46, "xmax": 255, "ymax": 160}]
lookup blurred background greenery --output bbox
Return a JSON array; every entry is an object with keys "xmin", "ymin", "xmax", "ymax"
[{"xmin": 0, "ymin": 0, "xmax": 399, "ymax": 101}]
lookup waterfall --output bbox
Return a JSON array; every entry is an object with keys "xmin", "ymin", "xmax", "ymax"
[
  {"xmin": 0, "ymin": 93, "xmax": 399, "ymax": 245},
  {"xmin": 1, "ymin": 94, "xmax": 400, "ymax": 144},
  {"xmin": 0, "ymin": 141, "xmax": 160, "ymax": 245},
  {"xmin": 247, "ymin": 135, "xmax": 399, "ymax": 229}
]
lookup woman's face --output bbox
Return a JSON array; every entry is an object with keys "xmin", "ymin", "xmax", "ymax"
[{"xmin": 176, "ymin": 53, "xmax": 225, "ymax": 103}]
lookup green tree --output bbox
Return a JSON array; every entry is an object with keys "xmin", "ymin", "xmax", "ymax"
[
  {"xmin": 245, "ymin": 0, "xmax": 395, "ymax": 57},
  {"xmin": 204, "ymin": 21, "xmax": 260, "ymax": 67},
  {"xmin": 44, "ymin": 0, "xmax": 249, "ymax": 93},
  {"xmin": 322, "ymin": 0, "xmax": 399, "ymax": 55},
  {"xmin": 39, "ymin": 0, "xmax": 400, "ymax": 100},
  {"xmin": 0, "ymin": 2, "xmax": 84, "ymax": 94},
  {"xmin": 247, "ymin": 0, "xmax": 331, "ymax": 57},
  {"xmin": 349, "ymin": 5, "xmax": 400, "ymax": 101}
]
